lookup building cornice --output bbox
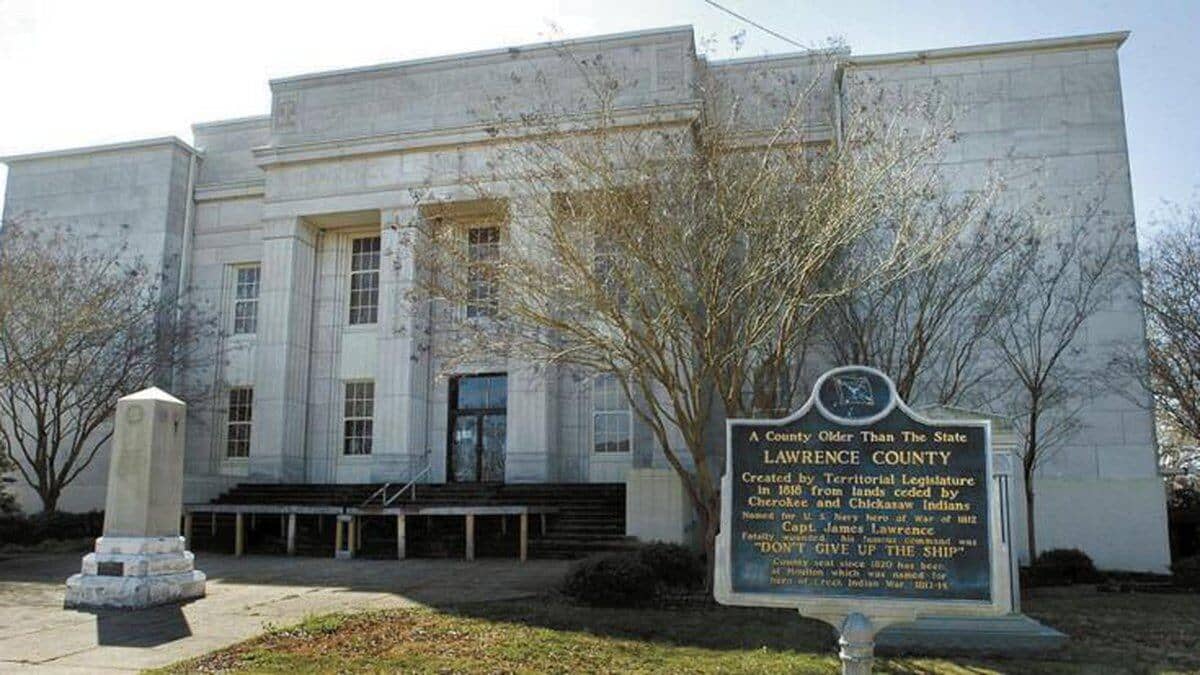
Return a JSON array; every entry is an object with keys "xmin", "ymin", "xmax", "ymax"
[
  {"xmin": 194, "ymin": 180, "xmax": 266, "ymax": 202},
  {"xmin": 844, "ymin": 30, "xmax": 1130, "ymax": 68},
  {"xmin": 0, "ymin": 136, "xmax": 199, "ymax": 165},
  {"xmin": 269, "ymin": 25, "xmax": 695, "ymax": 90},
  {"xmin": 192, "ymin": 115, "xmax": 271, "ymax": 132},
  {"xmin": 252, "ymin": 101, "xmax": 702, "ymax": 168},
  {"xmin": 707, "ymin": 46, "xmax": 849, "ymax": 68}
]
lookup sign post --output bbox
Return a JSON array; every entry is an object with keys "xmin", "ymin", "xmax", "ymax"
[{"xmin": 715, "ymin": 366, "xmax": 1010, "ymax": 673}]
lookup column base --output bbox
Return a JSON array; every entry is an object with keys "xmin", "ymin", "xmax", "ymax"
[{"xmin": 64, "ymin": 536, "xmax": 206, "ymax": 610}]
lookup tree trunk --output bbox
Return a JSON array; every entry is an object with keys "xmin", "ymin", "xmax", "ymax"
[
  {"xmin": 37, "ymin": 485, "xmax": 59, "ymax": 514},
  {"xmin": 1025, "ymin": 402, "xmax": 1039, "ymax": 560},
  {"xmin": 699, "ymin": 501, "xmax": 720, "ymax": 593},
  {"xmin": 1024, "ymin": 475, "xmax": 1037, "ymax": 561}
]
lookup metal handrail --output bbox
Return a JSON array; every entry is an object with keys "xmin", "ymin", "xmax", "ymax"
[
  {"xmin": 383, "ymin": 464, "xmax": 431, "ymax": 507},
  {"xmin": 359, "ymin": 482, "xmax": 392, "ymax": 509}
]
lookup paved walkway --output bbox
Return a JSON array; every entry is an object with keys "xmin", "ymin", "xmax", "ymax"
[{"xmin": 0, "ymin": 552, "xmax": 569, "ymax": 673}]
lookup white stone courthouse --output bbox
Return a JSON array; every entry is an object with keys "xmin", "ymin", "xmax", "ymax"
[{"xmin": 1, "ymin": 26, "xmax": 1170, "ymax": 571}]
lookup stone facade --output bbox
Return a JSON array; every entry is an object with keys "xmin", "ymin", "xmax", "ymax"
[{"xmin": 0, "ymin": 26, "xmax": 1170, "ymax": 571}]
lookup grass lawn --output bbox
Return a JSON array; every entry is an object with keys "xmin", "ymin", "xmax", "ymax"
[{"xmin": 157, "ymin": 587, "xmax": 1200, "ymax": 674}]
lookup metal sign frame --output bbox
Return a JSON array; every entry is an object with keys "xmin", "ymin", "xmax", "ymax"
[{"xmin": 714, "ymin": 365, "xmax": 1011, "ymax": 622}]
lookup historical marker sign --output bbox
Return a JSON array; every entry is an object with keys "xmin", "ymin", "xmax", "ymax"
[{"xmin": 715, "ymin": 366, "xmax": 1009, "ymax": 622}]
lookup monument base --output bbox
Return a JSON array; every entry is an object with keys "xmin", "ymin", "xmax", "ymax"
[
  {"xmin": 64, "ymin": 536, "xmax": 206, "ymax": 610},
  {"xmin": 876, "ymin": 613, "xmax": 1066, "ymax": 655}
]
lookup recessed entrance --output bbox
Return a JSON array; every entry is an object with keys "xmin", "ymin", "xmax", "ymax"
[{"xmin": 448, "ymin": 374, "xmax": 507, "ymax": 483}]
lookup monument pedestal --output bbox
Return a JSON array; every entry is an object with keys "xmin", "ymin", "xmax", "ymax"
[
  {"xmin": 64, "ymin": 387, "xmax": 205, "ymax": 610},
  {"xmin": 65, "ymin": 536, "xmax": 206, "ymax": 609}
]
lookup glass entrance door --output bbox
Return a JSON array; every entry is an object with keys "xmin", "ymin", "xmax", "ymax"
[{"xmin": 448, "ymin": 374, "xmax": 507, "ymax": 482}]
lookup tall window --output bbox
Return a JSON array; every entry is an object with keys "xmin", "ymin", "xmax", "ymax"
[
  {"xmin": 466, "ymin": 226, "xmax": 499, "ymax": 318},
  {"xmin": 593, "ymin": 239, "xmax": 627, "ymax": 307},
  {"xmin": 226, "ymin": 387, "xmax": 253, "ymax": 458},
  {"xmin": 593, "ymin": 374, "xmax": 631, "ymax": 453},
  {"xmin": 343, "ymin": 381, "xmax": 375, "ymax": 455},
  {"xmin": 349, "ymin": 236, "xmax": 380, "ymax": 325},
  {"xmin": 233, "ymin": 265, "xmax": 260, "ymax": 334}
]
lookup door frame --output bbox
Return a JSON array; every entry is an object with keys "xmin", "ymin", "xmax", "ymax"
[{"xmin": 446, "ymin": 372, "xmax": 508, "ymax": 483}]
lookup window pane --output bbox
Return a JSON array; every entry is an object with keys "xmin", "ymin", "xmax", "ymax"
[
  {"xmin": 457, "ymin": 377, "xmax": 486, "ymax": 409},
  {"xmin": 343, "ymin": 381, "xmax": 374, "ymax": 455},
  {"xmin": 236, "ymin": 266, "xmax": 260, "ymax": 299},
  {"xmin": 486, "ymin": 375, "xmax": 507, "ymax": 408},
  {"xmin": 594, "ymin": 374, "xmax": 625, "ymax": 411},
  {"xmin": 466, "ymin": 226, "xmax": 499, "ymax": 319},
  {"xmin": 349, "ymin": 237, "xmax": 381, "ymax": 325},
  {"xmin": 226, "ymin": 387, "xmax": 253, "ymax": 458},
  {"xmin": 593, "ymin": 376, "xmax": 631, "ymax": 453},
  {"xmin": 613, "ymin": 415, "xmax": 630, "ymax": 452},
  {"xmin": 233, "ymin": 300, "xmax": 257, "ymax": 334},
  {"xmin": 593, "ymin": 240, "xmax": 627, "ymax": 307},
  {"xmin": 232, "ymin": 265, "xmax": 260, "ymax": 334}
]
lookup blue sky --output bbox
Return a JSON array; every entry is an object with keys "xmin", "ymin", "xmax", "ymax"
[{"xmin": 0, "ymin": 0, "xmax": 1196, "ymax": 235}]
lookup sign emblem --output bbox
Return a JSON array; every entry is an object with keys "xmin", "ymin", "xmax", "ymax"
[
  {"xmin": 816, "ymin": 367, "xmax": 892, "ymax": 422},
  {"xmin": 834, "ymin": 374, "xmax": 874, "ymax": 406}
]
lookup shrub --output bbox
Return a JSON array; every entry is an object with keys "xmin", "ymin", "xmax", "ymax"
[
  {"xmin": 1170, "ymin": 555, "xmax": 1200, "ymax": 588},
  {"xmin": 637, "ymin": 542, "xmax": 705, "ymax": 590},
  {"xmin": 0, "ymin": 488, "xmax": 17, "ymax": 516},
  {"xmin": 1028, "ymin": 548, "xmax": 1101, "ymax": 586},
  {"xmin": 0, "ymin": 510, "xmax": 103, "ymax": 547},
  {"xmin": 0, "ymin": 456, "xmax": 16, "ymax": 515},
  {"xmin": 561, "ymin": 552, "xmax": 658, "ymax": 607}
]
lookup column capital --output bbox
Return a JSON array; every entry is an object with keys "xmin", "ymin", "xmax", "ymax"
[{"xmin": 261, "ymin": 217, "xmax": 317, "ymax": 244}]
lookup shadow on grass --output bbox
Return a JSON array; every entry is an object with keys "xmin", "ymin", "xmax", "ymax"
[{"xmin": 431, "ymin": 594, "xmax": 839, "ymax": 654}]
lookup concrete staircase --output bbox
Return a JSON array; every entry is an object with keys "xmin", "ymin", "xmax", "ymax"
[{"xmin": 192, "ymin": 482, "xmax": 633, "ymax": 559}]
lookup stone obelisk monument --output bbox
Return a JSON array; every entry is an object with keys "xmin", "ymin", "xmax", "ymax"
[{"xmin": 65, "ymin": 387, "xmax": 206, "ymax": 609}]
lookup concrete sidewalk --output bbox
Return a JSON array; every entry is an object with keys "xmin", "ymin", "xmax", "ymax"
[{"xmin": 0, "ymin": 552, "xmax": 568, "ymax": 673}]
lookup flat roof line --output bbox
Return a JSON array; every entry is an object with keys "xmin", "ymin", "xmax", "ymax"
[
  {"xmin": 846, "ymin": 30, "xmax": 1130, "ymax": 67},
  {"xmin": 269, "ymin": 24, "xmax": 695, "ymax": 88},
  {"xmin": 0, "ymin": 136, "xmax": 198, "ymax": 165},
  {"xmin": 192, "ymin": 114, "xmax": 272, "ymax": 132},
  {"xmin": 707, "ymin": 45, "xmax": 850, "ymax": 67}
]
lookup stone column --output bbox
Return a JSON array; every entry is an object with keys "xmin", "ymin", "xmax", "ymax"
[
  {"xmin": 502, "ymin": 194, "xmax": 557, "ymax": 483},
  {"xmin": 373, "ymin": 207, "xmax": 431, "ymax": 482},
  {"xmin": 505, "ymin": 362, "xmax": 557, "ymax": 482},
  {"xmin": 251, "ymin": 217, "xmax": 317, "ymax": 482},
  {"xmin": 65, "ymin": 388, "xmax": 206, "ymax": 609}
]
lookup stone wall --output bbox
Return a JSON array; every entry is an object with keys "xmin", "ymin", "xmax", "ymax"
[
  {"xmin": 841, "ymin": 35, "xmax": 1167, "ymax": 571},
  {"xmin": 1, "ymin": 138, "xmax": 196, "ymax": 513},
  {"xmin": 267, "ymin": 27, "xmax": 697, "ymax": 149}
]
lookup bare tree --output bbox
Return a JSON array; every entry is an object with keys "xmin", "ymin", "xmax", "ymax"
[
  {"xmin": 991, "ymin": 198, "xmax": 1132, "ymax": 556},
  {"xmin": 1140, "ymin": 201, "xmax": 1200, "ymax": 468},
  {"xmin": 0, "ymin": 223, "xmax": 212, "ymax": 512},
  {"xmin": 413, "ymin": 47, "xmax": 993, "ymax": 582},
  {"xmin": 819, "ymin": 202, "xmax": 1037, "ymax": 407}
]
